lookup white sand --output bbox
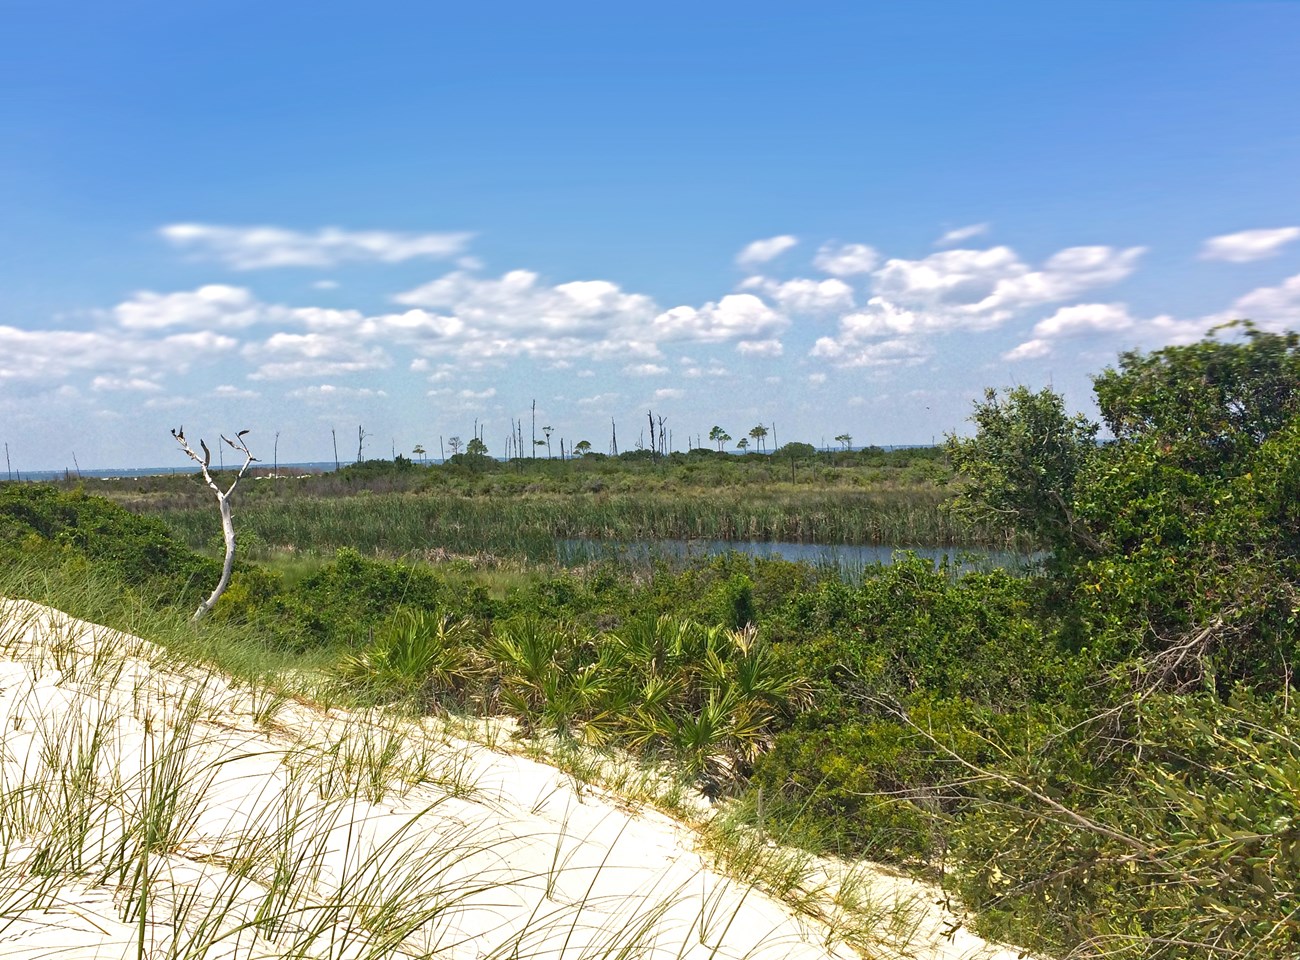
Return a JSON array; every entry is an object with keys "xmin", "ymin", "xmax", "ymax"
[{"xmin": 0, "ymin": 598, "xmax": 1027, "ymax": 960}]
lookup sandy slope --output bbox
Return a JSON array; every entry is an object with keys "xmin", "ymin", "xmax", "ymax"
[{"xmin": 0, "ymin": 599, "xmax": 1026, "ymax": 960}]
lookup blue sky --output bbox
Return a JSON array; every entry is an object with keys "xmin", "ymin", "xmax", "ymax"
[{"xmin": 3, "ymin": 1, "xmax": 1300, "ymax": 470}]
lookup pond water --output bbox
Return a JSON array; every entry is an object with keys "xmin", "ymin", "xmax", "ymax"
[{"xmin": 556, "ymin": 538, "xmax": 1037, "ymax": 578}]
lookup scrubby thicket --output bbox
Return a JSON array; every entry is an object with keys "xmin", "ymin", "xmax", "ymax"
[{"xmin": 3, "ymin": 323, "xmax": 1298, "ymax": 959}]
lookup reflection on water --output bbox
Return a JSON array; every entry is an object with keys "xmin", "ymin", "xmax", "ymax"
[{"xmin": 556, "ymin": 538, "xmax": 1037, "ymax": 577}]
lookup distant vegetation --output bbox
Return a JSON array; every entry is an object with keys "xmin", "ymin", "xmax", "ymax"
[
  {"xmin": 86, "ymin": 442, "xmax": 1013, "ymax": 562},
  {"xmin": 3, "ymin": 322, "xmax": 1298, "ymax": 959}
]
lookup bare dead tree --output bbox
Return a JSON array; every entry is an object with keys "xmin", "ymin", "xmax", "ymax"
[{"xmin": 171, "ymin": 426, "xmax": 258, "ymax": 621}]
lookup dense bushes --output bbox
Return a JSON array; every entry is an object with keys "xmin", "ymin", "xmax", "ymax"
[
  {"xmin": 937, "ymin": 324, "xmax": 1300, "ymax": 958},
  {"xmin": 952, "ymin": 691, "xmax": 1300, "ymax": 958},
  {"xmin": 0, "ymin": 483, "xmax": 218, "ymax": 607}
]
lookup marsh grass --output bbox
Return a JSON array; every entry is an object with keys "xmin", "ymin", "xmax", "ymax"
[{"xmin": 150, "ymin": 487, "xmax": 1007, "ymax": 565}]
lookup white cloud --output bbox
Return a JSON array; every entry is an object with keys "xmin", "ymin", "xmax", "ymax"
[
  {"xmin": 809, "ymin": 335, "xmax": 931, "ymax": 368},
  {"xmin": 156, "ymin": 331, "xmax": 241, "ymax": 356},
  {"xmin": 977, "ymin": 246, "xmax": 1145, "ymax": 314},
  {"xmin": 736, "ymin": 235, "xmax": 798, "ymax": 268},
  {"xmin": 870, "ymin": 244, "xmax": 1144, "ymax": 329},
  {"xmin": 113, "ymin": 285, "xmax": 263, "ymax": 330},
  {"xmin": 244, "ymin": 332, "xmax": 391, "ymax": 380},
  {"xmin": 160, "ymin": 223, "xmax": 473, "ymax": 270},
  {"xmin": 90, "ymin": 375, "xmax": 163, "ymax": 392},
  {"xmin": 1215, "ymin": 272, "xmax": 1300, "ymax": 330},
  {"xmin": 812, "ymin": 243, "xmax": 879, "ymax": 276},
  {"xmin": 624, "ymin": 363, "xmax": 669, "ymax": 376},
  {"xmin": 739, "ymin": 276, "xmax": 854, "ymax": 314},
  {"xmin": 1032, "ymin": 302, "xmax": 1136, "ymax": 338},
  {"xmin": 807, "ymin": 373, "xmax": 827, "ymax": 385},
  {"xmin": 835, "ymin": 299, "xmax": 927, "ymax": 338},
  {"xmin": 1002, "ymin": 339, "xmax": 1052, "ymax": 361},
  {"xmin": 0, "ymin": 325, "xmax": 236, "ymax": 384},
  {"xmin": 1199, "ymin": 227, "xmax": 1300, "ymax": 263},
  {"xmin": 736, "ymin": 338, "xmax": 784, "ymax": 357},
  {"xmin": 391, "ymin": 270, "xmax": 661, "ymax": 361},
  {"xmin": 872, "ymin": 246, "xmax": 1024, "ymax": 323},
  {"xmin": 935, "ymin": 223, "xmax": 990, "ymax": 247},
  {"xmin": 653, "ymin": 388, "xmax": 685, "ymax": 400},
  {"xmin": 362, "ymin": 309, "xmax": 466, "ymax": 341},
  {"xmin": 578, "ymin": 392, "xmax": 622, "ymax": 406},
  {"xmin": 651, "ymin": 294, "xmax": 786, "ymax": 343},
  {"xmin": 213, "ymin": 384, "xmax": 260, "ymax": 399},
  {"xmin": 287, "ymin": 384, "xmax": 388, "ymax": 402},
  {"xmin": 1003, "ymin": 303, "xmax": 1139, "ymax": 362},
  {"xmin": 312, "ymin": 279, "xmax": 340, "ymax": 290}
]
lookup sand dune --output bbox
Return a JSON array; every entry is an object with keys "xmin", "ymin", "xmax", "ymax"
[{"xmin": 0, "ymin": 598, "xmax": 1026, "ymax": 960}]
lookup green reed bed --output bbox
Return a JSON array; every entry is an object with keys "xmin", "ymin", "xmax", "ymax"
[{"xmin": 148, "ymin": 488, "xmax": 1008, "ymax": 562}]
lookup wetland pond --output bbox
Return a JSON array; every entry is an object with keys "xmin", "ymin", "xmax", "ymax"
[{"xmin": 556, "ymin": 538, "xmax": 1037, "ymax": 578}]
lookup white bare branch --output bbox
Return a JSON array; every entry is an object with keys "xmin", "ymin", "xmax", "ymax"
[{"xmin": 171, "ymin": 426, "xmax": 258, "ymax": 620}]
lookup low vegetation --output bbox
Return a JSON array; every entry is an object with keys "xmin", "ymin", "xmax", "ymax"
[
  {"xmin": 85, "ymin": 444, "xmax": 1013, "ymax": 562},
  {"xmin": 3, "ymin": 322, "xmax": 1298, "ymax": 959}
]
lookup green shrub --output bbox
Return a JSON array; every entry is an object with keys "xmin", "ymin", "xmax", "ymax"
[
  {"xmin": 336, "ymin": 608, "xmax": 484, "ymax": 707},
  {"xmin": 0, "ymin": 483, "xmax": 218, "ymax": 608},
  {"xmin": 274, "ymin": 548, "xmax": 449, "ymax": 648},
  {"xmin": 953, "ymin": 691, "xmax": 1300, "ymax": 960}
]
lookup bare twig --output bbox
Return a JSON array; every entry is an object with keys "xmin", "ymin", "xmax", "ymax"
[{"xmin": 171, "ymin": 426, "xmax": 258, "ymax": 620}]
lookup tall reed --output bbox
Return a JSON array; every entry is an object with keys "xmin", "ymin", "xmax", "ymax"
[{"xmin": 150, "ymin": 488, "xmax": 1014, "ymax": 563}]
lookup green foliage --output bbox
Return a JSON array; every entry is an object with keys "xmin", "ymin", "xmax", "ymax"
[
  {"xmin": 953, "ymin": 692, "xmax": 1300, "ymax": 960},
  {"xmin": 777, "ymin": 441, "xmax": 817, "ymax": 459},
  {"xmin": 947, "ymin": 386, "xmax": 1099, "ymax": 555},
  {"xmin": 1095, "ymin": 321, "xmax": 1300, "ymax": 471},
  {"xmin": 483, "ymin": 614, "xmax": 810, "ymax": 786},
  {"xmin": 1070, "ymin": 430, "xmax": 1300, "ymax": 686},
  {"xmin": 752, "ymin": 556, "xmax": 1067, "ymax": 860},
  {"xmin": 336, "ymin": 608, "xmax": 483, "ymax": 706},
  {"xmin": 936, "ymin": 325, "xmax": 1300, "ymax": 957},
  {"xmin": 0, "ymin": 483, "xmax": 218, "ymax": 608},
  {"xmin": 276, "ymin": 548, "xmax": 450, "ymax": 647},
  {"xmin": 8, "ymin": 324, "xmax": 1300, "ymax": 959}
]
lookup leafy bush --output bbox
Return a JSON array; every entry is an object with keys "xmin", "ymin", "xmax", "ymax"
[
  {"xmin": 274, "ymin": 548, "xmax": 451, "ymax": 648},
  {"xmin": 336, "ymin": 608, "xmax": 484, "ymax": 707},
  {"xmin": 0, "ymin": 483, "xmax": 218, "ymax": 608},
  {"xmin": 953, "ymin": 691, "xmax": 1300, "ymax": 960}
]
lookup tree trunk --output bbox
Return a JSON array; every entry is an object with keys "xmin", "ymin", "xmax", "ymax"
[{"xmin": 193, "ymin": 493, "xmax": 236, "ymax": 620}]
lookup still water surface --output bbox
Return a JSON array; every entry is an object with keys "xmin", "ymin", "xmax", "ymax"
[{"xmin": 556, "ymin": 538, "xmax": 1036, "ymax": 577}]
